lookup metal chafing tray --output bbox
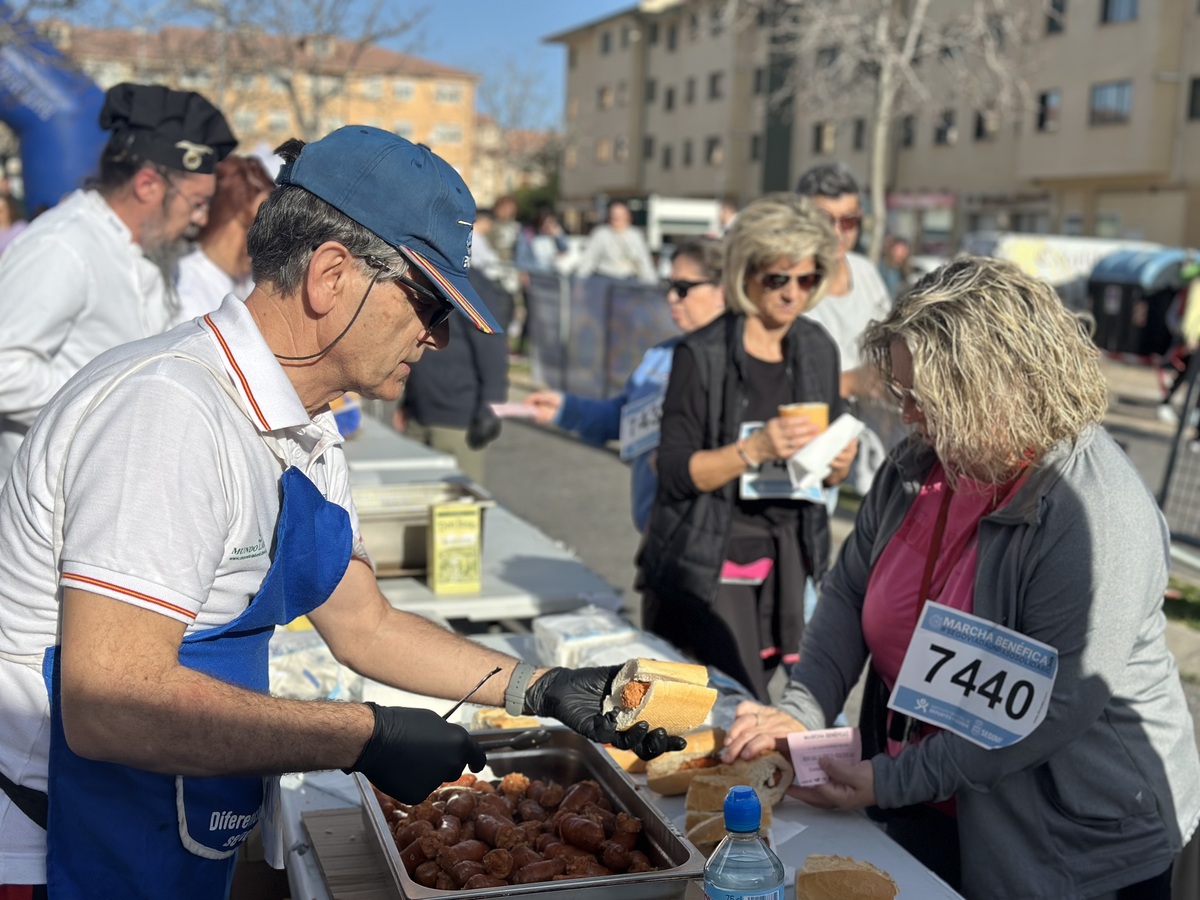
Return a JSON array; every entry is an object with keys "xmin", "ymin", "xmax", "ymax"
[{"xmin": 355, "ymin": 728, "xmax": 706, "ymax": 899}]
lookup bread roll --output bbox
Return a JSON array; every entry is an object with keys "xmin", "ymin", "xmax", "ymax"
[
  {"xmin": 684, "ymin": 751, "xmax": 794, "ymax": 812},
  {"xmin": 684, "ymin": 807, "xmax": 773, "ymax": 857},
  {"xmin": 603, "ymin": 745, "xmax": 647, "ymax": 774},
  {"xmin": 604, "ymin": 659, "xmax": 716, "ymax": 736},
  {"xmin": 470, "ymin": 707, "xmax": 541, "ymax": 731},
  {"xmin": 795, "ymin": 854, "xmax": 898, "ymax": 900},
  {"xmin": 644, "ymin": 728, "xmax": 726, "ymax": 795},
  {"xmin": 684, "ymin": 804, "xmax": 771, "ymax": 834}
]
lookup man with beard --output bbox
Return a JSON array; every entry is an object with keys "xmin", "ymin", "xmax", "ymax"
[{"xmin": 0, "ymin": 82, "xmax": 235, "ymax": 484}]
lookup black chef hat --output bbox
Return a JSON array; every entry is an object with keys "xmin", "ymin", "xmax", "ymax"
[{"xmin": 100, "ymin": 83, "xmax": 237, "ymax": 175}]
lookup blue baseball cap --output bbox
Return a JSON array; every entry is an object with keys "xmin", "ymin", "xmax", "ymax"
[{"xmin": 275, "ymin": 125, "xmax": 500, "ymax": 334}]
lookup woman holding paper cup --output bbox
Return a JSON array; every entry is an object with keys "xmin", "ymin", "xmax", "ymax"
[
  {"xmin": 637, "ymin": 193, "xmax": 858, "ymax": 703},
  {"xmin": 523, "ymin": 239, "xmax": 727, "ymax": 532},
  {"xmin": 723, "ymin": 258, "xmax": 1200, "ymax": 900}
]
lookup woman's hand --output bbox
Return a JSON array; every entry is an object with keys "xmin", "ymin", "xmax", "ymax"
[
  {"xmin": 824, "ymin": 437, "xmax": 859, "ymax": 486},
  {"xmin": 722, "ymin": 700, "xmax": 807, "ymax": 761},
  {"xmin": 751, "ymin": 416, "xmax": 822, "ymax": 462},
  {"xmin": 524, "ymin": 390, "xmax": 564, "ymax": 425},
  {"xmin": 787, "ymin": 758, "xmax": 875, "ymax": 810}
]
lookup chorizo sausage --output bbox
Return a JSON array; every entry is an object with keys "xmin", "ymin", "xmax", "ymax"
[
  {"xmin": 559, "ymin": 780, "xmax": 600, "ymax": 812},
  {"xmin": 482, "ymin": 847, "xmax": 514, "ymax": 879},
  {"xmin": 443, "ymin": 790, "xmax": 477, "ymax": 820},
  {"xmin": 434, "ymin": 872, "xmax": 456, "ymax": 890},
  {"xmin": 435, "ymin": 838, "xmax": 488, "ymax": 870},
  {"xmin": 473, "ymin": 813, "xmax": 520, "ymax": 850},
  {"xmin": 538, "ymin": 782, "xmax": 565, "ymax": 809},
  {"xmin": 600, "ymin": 839, "xmax": 631, "ymax": 872},
  {"xmin": 393, "ymin": 817, "xmax": 433, "ymax": 849},
  {"xmin": 413, "ymin": 860, "xmax": 441, "ymax": 887},
  {"xmin": 559, "ymin": 814, "xmax": 605, "ymax": 852},
  {"xmin": 511, "ymin": 858, "xmax": 567, "ymax": 884},
  {"xmin": 627, "ymin": 850, "xmax": 654, "ymax": 872},
  {"xmin": 435, "ymin": 814, "xmax": 461, "ymax": 845},
  {"xmin": 610, "ymin": 811, "xmax": 643, "ymax": 851},
  {"xmin": 510, "ymin": 843, "xmax": 543, "ymax": 870},
  {"xmin": 463, "ymin": 873, "xmax": 508, "ymax": 889},
  {"xmin": 517, "ymin": 799, "xmax": 548, "ymax": 822},
  {"xmin": 450, "ymin": 859, "xmax": 486, "ymax": 887},
  {"xmin": 565, "ymin": 856, "xmax": 613, "ymax": 878}
]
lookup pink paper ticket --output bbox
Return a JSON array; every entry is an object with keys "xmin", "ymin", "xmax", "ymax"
[
  {"xmin": 490, "ymin": 402, "xmax": 539, "ymax": 419},
  {"xmin": 786, "ymin": 727, "xmax": 862, "ymax": 787}
]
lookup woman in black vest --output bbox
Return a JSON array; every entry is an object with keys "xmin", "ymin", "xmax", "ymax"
[{"xmin": 638, "ymin": 193, "xmax": 858, "ymax": 701}]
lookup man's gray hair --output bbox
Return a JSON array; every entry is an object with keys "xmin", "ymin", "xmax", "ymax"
[
  {"xmin": 247, "ymin": 184, "xmax": 408, "ymax": 294},
  {"xmin": 795, "ymin": 163, "xmax": 860, "ymax": 199}
]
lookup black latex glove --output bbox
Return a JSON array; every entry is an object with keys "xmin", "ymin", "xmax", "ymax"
[
  {"xmin": 466, "ymin": 407, "xmax": 502, "ymax": 450},
  {"xmin": 344, "ymin": 703, "xmax": 487, "ymax": 803},
  {"xmin": 524, "ymin": 666, "xmax": 687, "ymax": 760}
]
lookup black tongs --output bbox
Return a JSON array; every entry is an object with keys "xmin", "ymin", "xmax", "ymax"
[{"xmin": 473, "ymin": 729, "xmax": 554, "ymax": 752}]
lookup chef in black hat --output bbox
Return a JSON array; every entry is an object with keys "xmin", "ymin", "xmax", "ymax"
[{"xmin": 0, "ymin": 82, "xmax": 236, "ymax": 484}]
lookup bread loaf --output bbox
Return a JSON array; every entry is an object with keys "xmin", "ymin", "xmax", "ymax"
[
  {"xmin": 794, "ymin": 854, "xmax": 898, "ymax": 900},
  {"xmin": 684, "ymin": 751, "xmax": 794, "ymax": 812},
  {"xmin": 604, "ymin": 659, "xmax": 716, "ymax": 736},
  {"xmin": 644, "ymin": 728, "xmax": 726, "ymax": 795}
]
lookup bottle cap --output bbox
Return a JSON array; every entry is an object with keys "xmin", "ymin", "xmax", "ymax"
[{"xmin": 722, "ymin": 785, "xmax": 762, "ymax": 832}]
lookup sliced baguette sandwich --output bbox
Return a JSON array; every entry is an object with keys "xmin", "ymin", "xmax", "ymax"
[
  {"xmin": 644, "ymin": 728, "xmax": 726, "ymax": 795},
  {"xmin": 603, "ymin": 744, "xmax": 648, "ymax": 774},
  {"xmin": 684, "ymin": 751, "xmax": 794, "ymax": 813},
  {"xmin": 604, "ymin": 658, "xmax": 717, "ymax": 736},
  {"xmin": 795, "ymin": 854, "xmax": 898, "ymax": 900}
]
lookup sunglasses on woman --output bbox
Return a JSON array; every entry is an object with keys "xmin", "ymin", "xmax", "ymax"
[
  {"xmin": 664, "ymin": 278, "xmax": 717, "ymax": 301},
  {"xmin": 757, "ymin": 270, "xmax": 824, "ymax": 292}
]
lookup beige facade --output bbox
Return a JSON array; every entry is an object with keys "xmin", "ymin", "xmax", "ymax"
[
  {"xmin": 43, "ymin": 22, "xmax": 478, "ymax": 184},
  {"xmin": 551, "ymin": 0, "xmax": 1200, "ymax": 249}
]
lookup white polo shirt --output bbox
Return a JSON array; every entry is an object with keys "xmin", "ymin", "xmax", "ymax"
[
  {"xmin": 0, "ymin": 295, "xmax": 369, "ymax": 883},
  {"xmin": 0, "ymin": 189, "xmax": 173, "ymax": 483}
]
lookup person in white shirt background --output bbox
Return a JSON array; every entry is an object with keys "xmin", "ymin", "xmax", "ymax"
[
  {"xmin": 0, "ymin": 82, "xmax": 235, "ymax": 484},
  {"xmin": 575, "ymin": 199, "xmax": 658, "ymax": 284},
  {"xmin": 796, "ymin": 163, "xmax": 899, "ymax": 495},
  {"xmin": 172, "ymin": 154, "xmax": 274, "ymax": 324}
]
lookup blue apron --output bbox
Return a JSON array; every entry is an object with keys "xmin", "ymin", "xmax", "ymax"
[{"xmin": 41, "ymin": 464, "xmax": 352, "ymax": 899}]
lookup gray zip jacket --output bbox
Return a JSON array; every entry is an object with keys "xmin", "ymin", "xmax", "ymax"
[{"xmin": 778, "ymin": 426, "xmax": 1200, "ymax": 899}]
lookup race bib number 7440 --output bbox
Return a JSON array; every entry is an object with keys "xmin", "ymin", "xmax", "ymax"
[{"xmin": 888, "ymin": 602, "xmax": 1059, "ymax": 750}]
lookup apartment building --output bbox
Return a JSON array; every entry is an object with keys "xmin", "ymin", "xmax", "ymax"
[
  {"xmin": 550, "ymin": 0, "xmax": 1200, "ymax": 250},
  {"xmin": 41, "ymin": 21, "xmax": 478, "ymax": 184}
]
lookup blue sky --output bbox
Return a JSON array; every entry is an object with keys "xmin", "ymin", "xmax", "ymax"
[{"xmin": 400, "ymin": 1, "xmax": 633, "ymax": 130}]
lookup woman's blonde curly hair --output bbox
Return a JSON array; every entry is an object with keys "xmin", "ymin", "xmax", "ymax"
[
  {"xmin": 722, "ymin": 192, "xmax": 837, "ymax": 316},
  {"xmin": 861, "ymin": 256, "xmax": 1108, "ymax": 484}
]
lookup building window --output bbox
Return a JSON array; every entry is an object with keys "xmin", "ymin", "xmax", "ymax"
[
  {"xmin": 934, "ymin": 109, "xmax": 958, "ymax": 145},
  {"xmin": 430, "ymin": 124, "xmax": 462, "ymax": 144},
  {"xmin": 852, "ymin": 118, "xmax": 866, "ymax": 151},
  {"xmin": 179, "ymin": 69, "xmax": 211, "ymax": 89},
  {"xmin": 314, "ymin": 74, "xmax": 344, "ymax": 96},
  {"xmin": 1090, "ymin": 80, "xmax": 1132, "ymax": 124},
  {"xmin": 750, "ymin": 133, "xmax": 762, "ymax": 161},
  {"xmin": 598, "ymin": 86, "xmax": 614, "ymax": 110},
  {"xmin": 688, "ymin": 12, "xmax": 700, "ymax": 40},
  {"xmin": 393, "ymin": 121, "xmax": 413, "ymax": 139},
  {"xmin": 360, "ymin": 75, "xmax": 382, "ymax": 99},
  {"xmin": 974, "ymin": 109, "xmax": 1000, "ymax": 141},
  {"xmin": 812, "ymin": 121, "xmax": 836, "ymax": 155},
  {"xmin": 705, "ymin": 136, "xmax": 723, "ymax": 165},
  {"xmin": 616, "ymin": 81, "xmax": 628, "ymax": 107},
  {"xmin": 901, "ymin": 115, "xmax": 916, "ymax": 148},
  {"xmin": 233, "ymin": 109, "xmax": 257, "ymax": 133},
  {"xmin": 648, "ymin": 22, "xmax": 659, "ymax": 44},
  {"xmin": 686, "ymin": 77, "xmax": 696, "ymax": 104},
  {"xmin": 662, "ymin": 144, "xmax": 673, "ymax": 170},
  {"xmin": 708, "ymin": 71, "xmax": 724, "ymax": 100},
  {"xmin": 1101, "ymin": 0, "xmax": 1137, "ymax": 22},
  {"xmin": 1188, "ymin": 78, "xmax": 1200, "ymax": 119},
  {"xmin": 645, "ymin": 79, "xmax": 657, "ymax": 103},
  {"xmin": 621, "ymin": 25, "xmax": 631, "ymax": 49},
  {"xmin": 267, "ymin": 110, "xmax": 290, "ymax": 132},
  {"xmin": 643, "ymin": 135, "xmax": 655, "ymax": 160},
  {"xmin": 754, "ymin": 67, "xmax": 766, "ymax": 95},
  {"xmin": 1095, "ymin": 211, "xmax": 1122, "ymax": 237},
  {"xmin": 1046, "ymin": 0, "xmax": 1066, "ymax": 33},
  {"xmin": 568, "ymin": 47, "xmax": 577, "ymax": 69},
  {"xmin": 614, "ymin": 136, "xmax": 629, "ymax": 163},
  {"xmin": 665, "ymin": 86, "xmax": 676, "ymax": 111},
  {"xmin": 393, "ymin": 78, "xmax": 414, "ymax": 100},
  {"xmin": 1062, "ymin": 213, "xmax": 1083, "ymax": 236},
  {"xmin": 1037, "ymin": 89, "xmax": 1061, "ymax": 131},
  {"xmin": 683, "ymin": 139, "xmax": 693, "ymax": 167},
  {"xmin": 666, "ymin": 23, "xmax": 678, "ymax": 51},
  {"xmin": 435, "ymin": 82, "xmax": 463, "ymax": 103},
  {"xmin": 595, "ymin": 138, "xmax": 612, "ymax": 164},
  {"xmin": 231, "ymin": 72, "xmax": 257, "ymax": 92},
  {"xmin": 567, "ymin": 97, "xmax": 579, "ymax": 121},
  {"xmin": 601, "ymin": 31, "xmax": 612, "ymax": 54},
  {"xmin": 711, "ymin": 5, "xmax": 725, "ymax": 36}
]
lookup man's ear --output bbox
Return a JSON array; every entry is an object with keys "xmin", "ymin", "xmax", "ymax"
[
  {"xmin": 130, "ymin": 166, "xmax": 165, "ymax": 205},
  {"xmin": 306, "ymin": 241, "xmax": 354, "ymax": 316}
]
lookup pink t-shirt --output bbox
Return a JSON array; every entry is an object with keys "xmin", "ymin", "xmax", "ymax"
[{"xmin": 862, "ymin": 463, "xmax": 1026, "ymax": 759}]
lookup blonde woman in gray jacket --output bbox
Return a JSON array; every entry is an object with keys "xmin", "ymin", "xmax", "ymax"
[{"xmin": 724, "ymin": 257, "xmax": 1200, "ymax": 900}]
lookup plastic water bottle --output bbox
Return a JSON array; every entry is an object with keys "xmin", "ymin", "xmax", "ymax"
[{"xmin": 703, "ymin": 785, "xmax": 785, "ymax": 900}]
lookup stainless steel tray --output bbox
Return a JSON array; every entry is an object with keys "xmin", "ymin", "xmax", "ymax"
[{"xmin": 355, "ymin": 728, "xmax": 706, "ymax": 899}]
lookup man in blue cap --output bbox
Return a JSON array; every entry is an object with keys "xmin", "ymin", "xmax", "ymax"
[{"xmin": 0, "ymin": 127, "xmax": 682, "ymax": 899}]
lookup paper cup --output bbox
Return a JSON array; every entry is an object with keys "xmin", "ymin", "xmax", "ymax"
[{"xmin": 778, "ymin": 401, "xmax": 828, "ymax": 431}]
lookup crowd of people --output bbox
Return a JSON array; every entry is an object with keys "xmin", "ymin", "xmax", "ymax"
[{"xmin": 0, "ymin": 76, "xmax": 1196, "ymax": 900}]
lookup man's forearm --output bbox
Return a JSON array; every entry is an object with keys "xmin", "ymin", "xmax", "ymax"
[{"xmin": 63, "ymin": 664, "xmax": 375, "ymax": 776}]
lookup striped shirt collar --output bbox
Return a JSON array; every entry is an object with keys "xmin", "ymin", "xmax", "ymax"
[{"xmin": 199, "ymin": 295, "xmax": 316, "ymax": 434}]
